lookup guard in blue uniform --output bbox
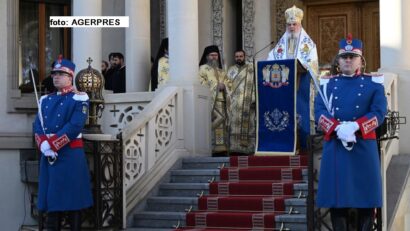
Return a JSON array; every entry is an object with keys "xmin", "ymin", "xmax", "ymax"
[
  {"xmin": 34, "ymin": 56, "xmax": 93, "ymax": 231},
  {"xmin": 315, "ymin": 35, "xmax": 387, "ymax": 231}
]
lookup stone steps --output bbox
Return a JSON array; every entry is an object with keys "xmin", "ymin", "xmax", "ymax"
[
  {"xmin": 170, "ymin": 169, "xmax": 220, "ymax": 183},
  {"xmin": 181, "ymin": 157, "xmax": 229, "ymax": 169},
  {"xmin": 128, "ymin": 156, "xmax": 309, "ymax": 230},
  {"xmin": 129, "ymin": 157, "xmax": 228, "ymax": 230},
  {"xmin": 146, "ymin": 196, "xmax": 198, "ymax": 212},
  {"xmin": 126, "ymin": 228, "xmax": 173, "ymax": 231},
  {"xmin": 275, "ymin": 214, "xmax": 307, "ymax": 231},
  {"xmin": 158, "ymin": 182, "xmax": 210, "ymax": 197},
  {"xmin": 132, "ymin": 211, "xmax": 185, "ymax": 228}
]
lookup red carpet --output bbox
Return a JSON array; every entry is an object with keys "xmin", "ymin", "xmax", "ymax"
[
  {"xmin": 175, "ymin": 155, "xmax": 307, "ymax": 230},
  {"xmin": 219, "ymin": 167, "xmax": 304, "ymax": 182},
  {"xmin": 198, "ymin": 196, "xmax": 290, "ymax": 212},
  {"xmin": 230, "ymin": 155, "xmax": 308, "ymax": 167},
  {"xmin": 185, "ymin": 211, "xmax": 276, "ymax": 229},
  {"xmin": 209, "ymin": 182, "xmax": 295, "ymax": 196}
]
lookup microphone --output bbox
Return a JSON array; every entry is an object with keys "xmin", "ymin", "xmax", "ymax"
[
  {"xmin": 253, "ymin": 41, "xmax": 275, "ymax": 59},
  {"xmin": 251, "ymin": 41, "xmax": 275, "ymax": 108},
  {"xmin": 252, "ymin": 40, "xmax": 275, "ymax": 77}
]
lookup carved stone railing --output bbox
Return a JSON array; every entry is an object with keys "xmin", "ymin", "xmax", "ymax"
[
  {"xmin": 120, "ymin": 87, "xmax": 181, "ymax": 189},
  {"xmin": 380, "ymin": 73, "xmax": 399, "ymax": 164},
  {"xmin": 101, "ymin": 91, "xmax": 155, "ymax": 136},
  {"xmin": 101, "ymin": 86, "xmax": 188, "ymax": 227},
  {"xmin": 380, "ymin": 73, "xmax": 400, "ymax": 231}
]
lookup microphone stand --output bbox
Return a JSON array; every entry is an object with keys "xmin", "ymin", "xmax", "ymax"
[
  {"xmin": 252, "ymin": 41, "xmax": 275, "ymax": 84},
  {"xmin": 252, "ymin": 41, "xmax": 275, "ymax": 112},
  {"xmin": 252, "ymin": 41, "xmax": 275, "ymax": 61}
]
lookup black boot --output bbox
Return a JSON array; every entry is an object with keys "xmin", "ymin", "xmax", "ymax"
[
  {"xmin": 69, "ymin": 210, "xmax": 82, "ymax": 231},
  {"xmin": 46, "ymin": 212, "xmax": 61, "ymax": 231},
  {"xmin": 330, "ymin": 208, "xmax": 348, "ymax": 231},
  {"xmin": 358, "ymin": 208, "xmax": 374, "ymax": 231}
]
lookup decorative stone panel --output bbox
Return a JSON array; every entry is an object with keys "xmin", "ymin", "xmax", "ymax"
[
  {"xmin": 212, "ymin": 0, "xmax": 224, "ymax": 55},
  {"xmin": 242, "ymin": 0, "xmax": 255, "ymax": 60}
]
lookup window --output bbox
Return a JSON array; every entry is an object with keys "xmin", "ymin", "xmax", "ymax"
[
  {"xmin": 7, "ymin": 0, "xmax": 71, "ymax": 112},
  {"xmin": 19, "ymin": 0, "xmax": 71, "ymax": 94}
]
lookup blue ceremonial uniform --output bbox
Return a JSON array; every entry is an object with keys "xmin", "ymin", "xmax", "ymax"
[
  {"xmin": 315, "ymin": 73, "xmax": 387, "ymax": 208},
  {"xmin": 34, "ymin": 88, "xmax": 93, "ymax": 212}
]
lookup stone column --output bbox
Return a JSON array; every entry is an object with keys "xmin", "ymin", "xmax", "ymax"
[
  {"xmin": 242, "ymin": 0, "xmax": 272, "ymax": 61},
  {"xmin": 72, "ymin": 0, "xmax": 102, "ymax": 74},
  {"xmin": 167, "ymin": 0, "xmax": 211, "ymax": 155},
  {"xmin": 168, "ymin": 0, "xmax": 200, "ymax": 85},
  {"xmin": 254, "ymin": 0, "xmax": 272, "ymax": 60},
  {"xmin": 379, "ymin": 1, "xmax": 410, "ymax": 230},
  {"xmin": 125, "ymin": 0, "xmax": 151, "ymax": 92},
  {"xmin": 380, "ymin": 0, "xmax": 410, "ymax": 69},
  {"xmin": 379, "ymin": 0, "xmax": 410, "ymax": 154}
]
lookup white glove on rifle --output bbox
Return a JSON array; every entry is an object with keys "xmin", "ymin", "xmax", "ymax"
[
  {"xmin": 43, "ymin": 150, "xmax": 58, "ymax": 159},
  {"xmin": 335, "ymin": 122, "xmax": 359, "ymax": 143},
  {"xmin": 40, "ymin": 140, "xmax": 51, "ymax": 153}
]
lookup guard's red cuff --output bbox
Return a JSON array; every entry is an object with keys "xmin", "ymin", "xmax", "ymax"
[
  {"xmin": 48, "ymin": 134, "xmax": 70, "ymax": 151},
  {"xmin": 356, "ymin": 116, "xmax": 378, "ymax": 139},
  {"xmin": 34, "ymin": 134, "xmax": 48, "ymax": 150},
  {"xmin": 318, "ymin": 115, "xmax": 340, "ymax": 141}
]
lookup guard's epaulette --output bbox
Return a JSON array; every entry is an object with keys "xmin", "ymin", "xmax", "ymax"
[
  {"xmin": 320, "ymin": 74, "xmax": 337, "ymax": 79},
  {"xmin": 363, "ymin": 72, "xmax": 383, "ymax": 77},
  {"xmin": 363, "ymin": 73, "xmax": 384, "ymax": 84},
  {"xmin": 72, "ymin": 91, "xmax": 89, "ymax": 101},
  {"xmin": 39, "ymin": 95, "xmax": 48, "ymax": 103},
  {"xmin": 42, "ymin": 92, "xmax": 57, "ymax": 101},
  {"xmin": 319, "ymin": 74, "xmax": 336, "ymax": 85},
  {"xmin": 72, "ymin": 89, "xmax": 86, "ymax": 95}
]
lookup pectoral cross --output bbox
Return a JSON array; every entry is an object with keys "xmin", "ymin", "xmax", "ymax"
[{"xmin": 287, "ymin": 38, "xmax": 296, "ymax": 58}]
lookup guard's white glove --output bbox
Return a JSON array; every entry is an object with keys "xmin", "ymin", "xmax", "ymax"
[
  {"xmin": 40, "ymin": 140, "xmax": 51, "ymax": 153},
  {"xmin": 335, "ymin": 122, "xmax": 359, "ymax": 143},
  {"xmin": 43, "ymin": 150, "xmax": 58, "ymax": 159}
]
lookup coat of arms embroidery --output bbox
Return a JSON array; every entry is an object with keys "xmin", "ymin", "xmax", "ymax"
[
  {"xmin": 262, "ymin": 64, "xmax": 290, "ymax": 88},
  {"xmin": 264, "ymin": 109, "xmax": 290, "ymax": 132}
]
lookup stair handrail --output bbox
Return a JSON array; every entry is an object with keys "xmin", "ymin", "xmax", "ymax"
[
  {"xmin": 122, "ymin": 86, "xmax": 180, "ymax": 141},
  {"xmin": 116, "ymin": 86, "xmax": 184, "ymax": 228},
  {"xmin": 379, "ymin": 73, "xmax": 401, "ymax": 231},
  {"xmin": 121, "ymin": 86, "xmax": 182, "ymax": 191}
]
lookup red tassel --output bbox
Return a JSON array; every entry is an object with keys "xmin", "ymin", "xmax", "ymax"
[
  {"xmin": 57, "ymin": 54, "xmax": 63, "ymax": 63},
  {"xmin": 346, "ymin": 33, "xmax": 353, "ymax": 43}
]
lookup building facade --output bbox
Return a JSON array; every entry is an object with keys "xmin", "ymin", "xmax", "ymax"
[{"xmin": 0, "ymin": 0, "xmax": 409, "ymax": 230}]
